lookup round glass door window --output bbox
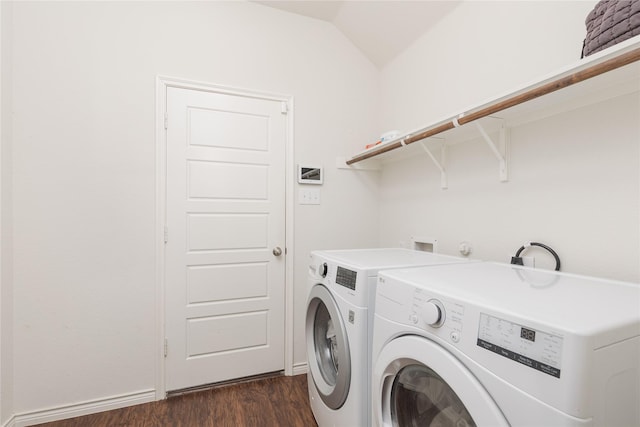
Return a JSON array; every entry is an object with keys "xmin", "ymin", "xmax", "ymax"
[
  {"xmin": 391, "ymin": 364, "xmax": 476, "ymax": 427},
  {"xmin": 306, "ymin": 284, "xmax": 350, "ymax": 410},
  {"xmin": 313, "ymin": 301, "xmax": 340, "ymax": 385}
]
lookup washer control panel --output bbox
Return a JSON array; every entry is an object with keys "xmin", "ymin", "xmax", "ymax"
[
  {"xmin": 477, "ymin": 313, "xmax": 563, "ymax": 378},
  {"xmin": 412, "ymin": 288, "xmax": 465, "ymax": 344},
  {"xmin": 335, "ymin": 266, "xmax": 357, "ymax": 290}
]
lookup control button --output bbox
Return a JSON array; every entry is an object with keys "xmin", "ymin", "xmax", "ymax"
[
  {"xmin": 450, "ymin": 331, "xmax": 460, "ymax": 343},
  {"xmin": 409, "ymin": 314, "xmax": 419, "ymax": 324},
  {"xmin": 318, "ymin": 262, "xmax": 328, "ymax": 278}
]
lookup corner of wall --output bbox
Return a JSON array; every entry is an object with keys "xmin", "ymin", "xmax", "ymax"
[{"xmin": 0, "ymin": 1, "xmax": 15, "ymax": 425}]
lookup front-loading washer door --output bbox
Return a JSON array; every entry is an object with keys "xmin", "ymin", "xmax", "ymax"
[
  {"xmin": 374, "ymin": 335, "xmax": 508, "ymax": 427},
  {"xmin": 306, "ymin": 283, "xmax": 351, "ymax": 410}
]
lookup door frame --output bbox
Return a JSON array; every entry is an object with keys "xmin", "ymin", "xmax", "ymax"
[{"xmin": 154, "ymin": 75, "xmax": 295, "ymax": 399}]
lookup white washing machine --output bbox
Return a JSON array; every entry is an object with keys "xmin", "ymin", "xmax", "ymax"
[
  {"xmin": 306, "ymin": 248, "xmax": 472, "ymax": 427},
  {"xmin": 371, "ymin": 262, "xmax": 640, "ymax": 427}
]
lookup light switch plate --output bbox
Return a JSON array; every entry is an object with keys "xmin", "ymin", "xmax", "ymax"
[{"xmin": 299, "ymin": 188, "xmax": 321, "ymax": 205}]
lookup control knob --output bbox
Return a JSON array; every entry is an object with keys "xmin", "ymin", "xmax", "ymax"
[
  {"xmin": 318, "ymin": 262, "xmax": 328, "ymax": 278},
  {"xmin": 419, "ymin": 299, "xmax": 445, "ymax": 327}
]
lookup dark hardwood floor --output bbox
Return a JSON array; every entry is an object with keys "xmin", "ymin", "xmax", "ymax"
[{"xmin": 36, "ymin": 374, "xmax": 318, "ymax": 427}]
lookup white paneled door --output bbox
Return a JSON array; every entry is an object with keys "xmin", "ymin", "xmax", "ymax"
[{"xmin": 164, "ymin": 87, "xmax": 287, "ymax": 391}]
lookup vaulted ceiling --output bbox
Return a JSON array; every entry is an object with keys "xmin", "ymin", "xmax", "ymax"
[{"xmin": 253, "ymin": 1, "xmax": 461, "ymax": 68}]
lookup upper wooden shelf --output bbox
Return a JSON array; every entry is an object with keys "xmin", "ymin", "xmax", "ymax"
[{"xmin": 346, "ymin": 36, "xmax": 640, "ymax": 166}]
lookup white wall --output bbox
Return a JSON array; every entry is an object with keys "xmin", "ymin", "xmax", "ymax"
[
  {"xmin": 378, "ymin": 1, "xmax": 640, "ymax": 282},
  {"xmin": 0, "ymin": 1, "xmax": 14, "ymax": 424},
  {"xmin": 379, "ymin": 1, "xmax": 598, "ymax": 133},
  {"xmin": 7, "ymin": 1, "xmax": 379, "ymax": 416}
]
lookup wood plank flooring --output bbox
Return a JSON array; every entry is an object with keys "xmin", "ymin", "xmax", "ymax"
[{"xmin": 36, "ymin": 374, "xmax": 318, "ymax": 427}]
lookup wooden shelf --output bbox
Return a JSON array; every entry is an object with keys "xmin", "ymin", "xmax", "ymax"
[{"xmin": 346, "ymin": 36, "xmax": 640, "ymax": 167}]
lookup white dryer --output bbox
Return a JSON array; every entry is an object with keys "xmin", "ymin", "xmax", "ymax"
[
  {"xmin": 306, "ymin": 248, "xmax": 471, "ymax": 427},
  {"xmin": 372, "ymin": 262, "xmax": 640, "ymax": 427}
]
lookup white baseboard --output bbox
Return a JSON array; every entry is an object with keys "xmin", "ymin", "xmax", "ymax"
[
  {"xmin": 292, "ymin": 362, "xmax": 308, "ymax": 376},
  {"xmin": 2, "ymin": 416, "xmax": 15, "ymax": 427},
  {"xmin": 12, "ymin": 390, "xmax": 156, "ymax": 427}
]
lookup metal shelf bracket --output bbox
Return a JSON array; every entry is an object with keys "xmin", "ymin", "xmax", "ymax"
[
  {"xmin": 419, "ymin": 140, "xmax": 448, "ymax": 189},
  {"xmin": 474, "ymin": 121, "xmax": 509, "ymax": 182}
]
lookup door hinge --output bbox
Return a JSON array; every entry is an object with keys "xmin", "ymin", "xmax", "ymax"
[
  {"xmin": 164, "ymin": 226, "xmax": 168, "ymax": 243},
  {"xmin": 164, "ymin": 338, "xmax": 168, "ymax": 358},
  {"xmin": 164, "ymin": 112, "xmax": 168, "ymax": 130},
  {"xmin": 280, "ymin": 101, "xmax": 288, "ymax": 115}
]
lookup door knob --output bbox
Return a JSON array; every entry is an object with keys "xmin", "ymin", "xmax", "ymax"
[{"xmin": 273, "ymin": 247, "xmax": 283, "ymax": 257}]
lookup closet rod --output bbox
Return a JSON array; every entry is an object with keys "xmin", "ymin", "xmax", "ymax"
[{"xmin": 346, "ymin": 46, "xmax": 640, "ymax": 166}]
